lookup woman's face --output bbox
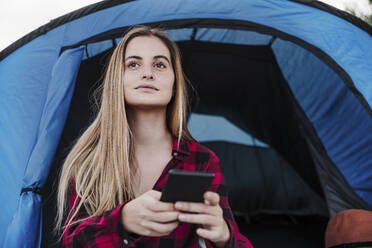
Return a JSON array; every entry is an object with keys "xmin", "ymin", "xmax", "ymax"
[{"xmin": 123, "ymin": 35, "xmax": 175, "ymax": 110}]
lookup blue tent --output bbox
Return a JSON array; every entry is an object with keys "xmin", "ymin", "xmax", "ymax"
[{"xmin": 0, "ymin": 0, "xmax": 371, "ymax": 247}]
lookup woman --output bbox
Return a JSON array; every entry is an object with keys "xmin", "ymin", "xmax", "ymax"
[{"xmin": 56, "ymin": 25, "xmax": 253, "ymax": 248}]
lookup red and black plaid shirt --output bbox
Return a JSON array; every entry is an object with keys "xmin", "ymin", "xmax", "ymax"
[{"xmin": 63, "ymin": 137, "xmax": 253, "ymax": 247}]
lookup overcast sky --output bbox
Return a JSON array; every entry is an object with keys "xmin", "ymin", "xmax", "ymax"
[{"xmin": 0, "ymin": 0, "xmax": 371, "ymax": 51}]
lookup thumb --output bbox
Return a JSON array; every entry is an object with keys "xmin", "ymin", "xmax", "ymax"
[
  {"xmin": 146, "ymin": 190, "xmax": 162, "ymax": 200},
  {"xmin": 204, "ymin": 191, "xmax": 220, "ymax": 206}
]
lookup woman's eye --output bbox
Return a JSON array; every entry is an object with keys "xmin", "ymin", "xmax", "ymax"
[
  {"xmin": 128, "ymin": 62, "xmax": 139, "ymax": 68},
  {"xmin": 155, "ymin": 62, "xmax": 166, "ymax": 69}
]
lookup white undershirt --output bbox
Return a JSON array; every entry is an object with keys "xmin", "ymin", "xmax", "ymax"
[{"xmin": 198, "ymin": 237, "xmax": 207, "ymax": 248}]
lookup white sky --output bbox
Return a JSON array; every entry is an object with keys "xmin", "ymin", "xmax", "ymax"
[{"xmin": 0, "ymin": 0, "xmax": 371, "ymax": 51}]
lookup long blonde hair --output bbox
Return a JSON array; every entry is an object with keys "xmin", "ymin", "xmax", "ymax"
[{"xmin": 55, "ymin": 25, "xmax": 194, "ymax": 237}]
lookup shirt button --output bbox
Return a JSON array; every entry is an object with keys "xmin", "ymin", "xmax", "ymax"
[
  {"xmin": 173, "ymin": 152, "xmax": 178, "ymax": 156},
  {"xmin": 123, "ymin": 239, "xmax": 129, "ymax": 245}
]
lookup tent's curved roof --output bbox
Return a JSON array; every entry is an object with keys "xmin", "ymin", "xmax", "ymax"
[
  {"xmin": 0, "ymin": 0, "xmax": 371, "ymax": 62},
  {"xmin": 1, "ymin": 0, "xmax": 371, "ymax": 117}
]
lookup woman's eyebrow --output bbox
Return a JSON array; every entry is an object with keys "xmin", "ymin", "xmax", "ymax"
[
  {"xmin": 125, "ymin": 55, "xmax": 170, "ymax": 64},
  {"xmin": 154, "ymin": 55, "xmax": 170, "ymax": 64},
  {"xmin": 125, "ymin": 55, "xmax": 142, "ymax": 61}
]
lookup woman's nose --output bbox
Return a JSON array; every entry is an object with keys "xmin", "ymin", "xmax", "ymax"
[
  {"xmin": 142, "ymin": 73, "xmax": 154, "ymax": 80},
  {"xmin": 141, "ymin": 66, "xmax": 154, "ymax": 80}
]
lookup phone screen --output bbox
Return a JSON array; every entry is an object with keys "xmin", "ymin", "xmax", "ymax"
[{"xmin": 160, "ymin": 169, "xmax": 215, "ymax": 203}]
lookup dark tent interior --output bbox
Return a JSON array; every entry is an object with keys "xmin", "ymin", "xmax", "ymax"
[{"xmin": 42, "ymin": 39, "xmax": 329, "ymax": 247}]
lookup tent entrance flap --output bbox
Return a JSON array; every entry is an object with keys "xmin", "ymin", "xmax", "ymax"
[{"xmin": 2, "ymin": 46, "xmax": 84, "ymax": 247}]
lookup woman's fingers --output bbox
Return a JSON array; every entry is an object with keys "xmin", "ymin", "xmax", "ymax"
[
  {"xmin": 204, "ymin": 191, "xmax": 220, "ymax": 206},
  {"xmin": 150, "ymin": 211, "xmax": 179, "ymax": 223},
  {"xmin": 141, "ymin": 220, "xmax": 179, "ymax": 236},
  {"xmin": 145, "ymin": 190, "xmax": 175, "ymax": 212},
  {"xmin": 175, "ymin": 201, "xmax": 208, "ymax": 213},
  {"xmin": 146, "ymin": 190, "xmax": 162, "ymax": 200},
  {"xmin": 175, "ymin": 200, "xmax": 222, "ymax": 216},
  {"xmin": 178, "ymin": 213, "xmax": 218, "ymax": 226},
  {"xmin": 148, "ymin": 201, "xmax": 176, "ymax": 212},
  {"xmin": 196, "ymin": 228, "xmax": 220, "ymax": 242},
  {"xmin": 122, "ymin": 190, "xmax": 183, "ymax": 237}
]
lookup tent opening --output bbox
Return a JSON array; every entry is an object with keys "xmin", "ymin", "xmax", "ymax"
[{"xmin": 42, "ymin": 28, "xmax": 336, "ymax": 247}]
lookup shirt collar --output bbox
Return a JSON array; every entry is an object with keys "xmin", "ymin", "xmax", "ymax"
[{"xmin": 172, "ymin": 135, "xmax": 191, "ymax": 158}]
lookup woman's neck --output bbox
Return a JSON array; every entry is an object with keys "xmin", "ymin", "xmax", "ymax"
[{"xmin": 127, "ymin": 107, "xmax": 172, "ymax": 147}]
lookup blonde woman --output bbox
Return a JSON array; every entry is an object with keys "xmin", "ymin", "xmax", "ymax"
[{"xmin": 56, "ymin": 25, "xmax": 253, "ymax": 248}]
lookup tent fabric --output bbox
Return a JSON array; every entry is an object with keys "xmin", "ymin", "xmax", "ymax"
[
  {"xmin": 0, "ymin": 0, "xmax": 371, "ymax": 247},
  {"xmin": 1, "ymin": 0, "xmax": 372, "ymax": 106},
  {"xmin": 272, "ymin": 39, "xmax": 372, "ymax": 207},
  {"xmin": 203, "ymin": 141, "xmax": 329, "ymax": 217},
  {"xmin": 2, "ymin": 46, "xmax": 84, "ymax": 247},
  {"xmin": 77, "ymin": 28, "xmax": 273, "ymax": 60},
  {"xmin": 187, "ymin": 113, "xmax": 269, "ymax": 148},
  {"xmin": 187, "ymin": 114, "xmax": 329, "ymax": 215}
]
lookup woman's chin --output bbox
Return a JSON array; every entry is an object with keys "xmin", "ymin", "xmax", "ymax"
[
  {"xmin": 125, "ymin": 95, "xmax": 173, "ymax": 110},
  {"xmin": 126, "ymin": 102, "xmax": 169, "ymax": 111}
]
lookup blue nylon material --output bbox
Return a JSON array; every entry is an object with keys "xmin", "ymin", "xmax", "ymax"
[
  {"xmin": 0, "ymin": 1, "xmax": 371, "ymax": 106},
  {"xmin": 82, "ymin": 29, "xmax": 195, "ymax": 60},
  {"xmin": 273, "ymin": 39, "xmax": 372, "ymax": 206},
  {"xmin": 3, "ymin": 0, "xmax": 369, "ymax": 105},
  {"xmin": 3, "ymin": 192, "xmax": 42, "ymax": 248},
  {"xmin": 81, "ymin": 28, "xmax": 272, "ymax": 60},
  {"xmin": 2, "ymin": 46, "xmax": 84, "ymax": 247},
  {"xmin": 0, "ymin": 26, "xmax": 66, "ymax": 246},
  {"xmin": 84, "ymin": 39, "xmax": 114, "ymax": 60},
  {"xmin": 163, "ymin": 28, "xmax": 194, "ymax": 41},
  {"xmin": 196, "ymin": 28, "xmax": 272, "ymax": 45},
  {"xmin": 187, "ymin": 113, "xmax": 268, "ymax": 148}
]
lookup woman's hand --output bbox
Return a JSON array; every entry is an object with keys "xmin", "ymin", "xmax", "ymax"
[
  {"xmin": 121, "ymin": 190, "xmax": 180, "ymax": 237},
  {"xmin": 174, "ymin": 191, "xmax": 230, "ymax": 248}
]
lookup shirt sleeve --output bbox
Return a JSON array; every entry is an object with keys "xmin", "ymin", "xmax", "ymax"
[
  {"xmin": 62, "ymin": 180, "xmax": 133, "ymax": 248},
  {"xmin": 205, "ymin": 153, "xmax": 254, "ymax": 248}
]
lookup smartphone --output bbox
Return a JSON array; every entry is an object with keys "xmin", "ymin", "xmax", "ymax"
[{"xmin": 160, "ymin": 169, "xmax": 215, "ymax": 203}]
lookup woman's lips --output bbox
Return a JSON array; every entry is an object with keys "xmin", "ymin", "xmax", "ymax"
[{"xmin": 135, "ymin": 84, "xmax": 159, "ymax": 91}]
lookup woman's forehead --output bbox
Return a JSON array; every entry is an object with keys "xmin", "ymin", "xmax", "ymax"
[{"xmin": 125, "ymin": 36, "xmax": 170, "ymax": 59}]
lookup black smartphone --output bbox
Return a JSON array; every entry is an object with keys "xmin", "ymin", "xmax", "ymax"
[{"xmin": 160, "ymin": 169, "xmax": 215, "ymax": 203}]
